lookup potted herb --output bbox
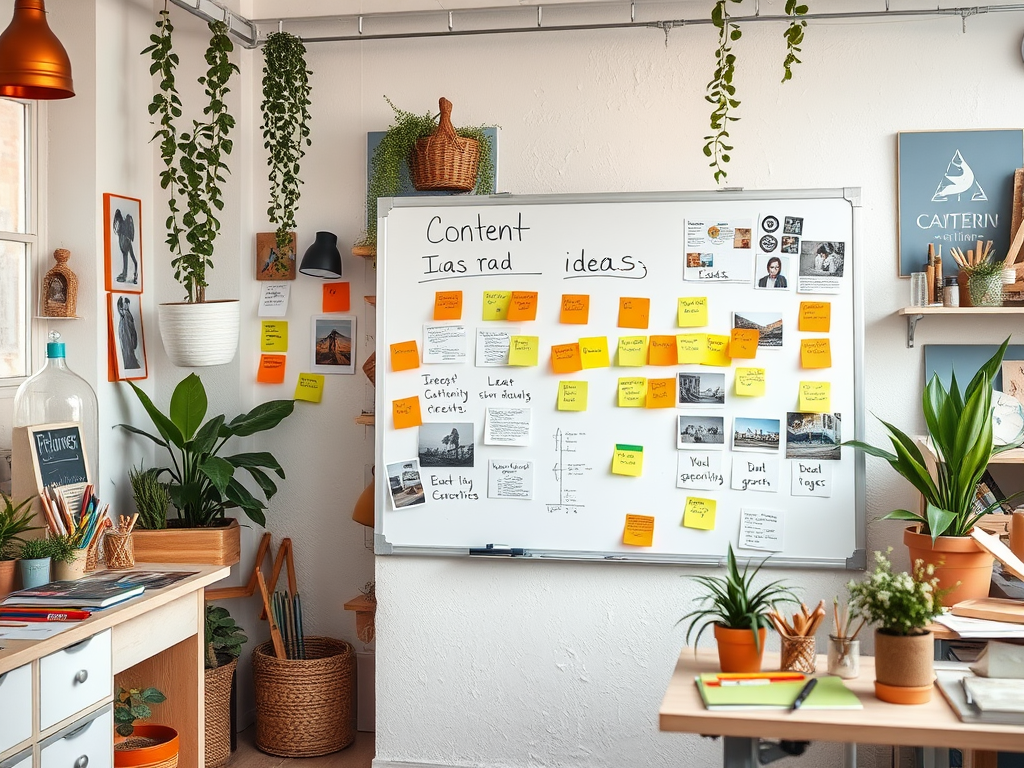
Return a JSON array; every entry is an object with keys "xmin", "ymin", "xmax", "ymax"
[
  {"xmin": 680, "ymin": 544, "xmax": 798, "ymax": 672},
  {"xmin": 0, "ymin": 492, "xmax": 38, "ymax": 596},
  {"xmin": 48, "ymin": 532, "xmax": 87, "ymax": 581},
  {"xmin": 204, "ymin": 604, "xmax": 247, "ymax": 768},
  {"xmin": 113, "ymin": 685, "xmax": 179, "ymax": 767},
  {"xmin": 143, "ymin": 2, "xmax": 240, "ymax": 367},
  {"xmin": 129, "ymin": 464, "xmax": 170, "ymax": 530},
  {"xmin": 17, "ymin": 538, "xmax": 51, "ymax": 589}
]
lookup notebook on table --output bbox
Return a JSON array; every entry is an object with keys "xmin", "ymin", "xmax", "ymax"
[{"xmin": 695, "ymin": 674, "xmax": 863, "ymax": 711}]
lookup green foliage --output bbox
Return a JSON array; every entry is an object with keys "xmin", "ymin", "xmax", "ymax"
[
  {"xmin": 847, "ymin": 548, "xmax": 948, "ymax": 635},
  {"xmin": 46, "ymin": 533, "xmax": 79, "ymax": 565},
  {"xmin": 358, "ymin": 96, "xmax": 495, "ymax": 248},
  {"xmin": 261, "ymin": 31, "xmax": 312, "ymax": 256},
  {"xmin": 781, "ymin": 1, "xmax": 808, "ymax": 83},
  {"xmin": 965, "ymin": 257, "xmax": 1004, "ymax": 278},
  {"xmin": 18, "ymin": 538, "xmax": 51, "ymax": 560},
  {"xmin": 205, "ymin": 604, "xmax": 247, "ymax": 669},
  {"xmin": 846, "ymin": 338, "xmax": 1022, "ymax": 541},
  {"xmin": 130, "ymin": 465, "xmax": 170, "ymax": 530},
  {"xmin": 143, "ymin": 4, "xmax": 238, "ymax": 303},
  {"xmin": 119, "ymin": 373, "xmax": 295, "ymax": 527},
  {"xmin": 0, "ymin": 492, "xmax": 39, "ymax": 559},
  {"xmin": 679, "ymin": 544, "xmax": 799, "ymax": 652},
  {"xmin": 114, "ymin": 686, "xmax": 167, "ymax": 737}
]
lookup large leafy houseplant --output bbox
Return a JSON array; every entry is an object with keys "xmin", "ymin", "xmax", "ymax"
[{"xmin": 120, "ymin": 374, "xmax": 294, "ymax": 527}]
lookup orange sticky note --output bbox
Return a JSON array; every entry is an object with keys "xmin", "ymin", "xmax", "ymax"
[
  {"xmin": 648, "ymin": 335, "xmax": 678, "ymax": 366},
  {"xmin": 322, "ymin": 282, "xmax": 350, "ymax": 312},
  {"xmin": 646, "ymin": 378, "xmax": 675, "ymax": 408},
  {"xmin": 257, "ymin": 354, "xmax": 286, "ymax": 384},
  {"xmin": 729, "ymin": 328, "xmax": 759, "ymax": 359},
  {"xmin": 799, "ymin": 301, "xmax": 831, "ymax": 332},
  {"xmin": 801, "ymin": 338, "xmax": 832, "ymax": 369},
  {"xmin": 618, "ymin": 297, "xmax": 651, "ymax": 329},
  {"xmin": 560, "ymin": 294, "xmax": 590, "ymax": 324},
  {"xmin": 392, "ymin": 396, "xmax": 423, "ymax": 429},
  {"xmin": 506, "ymin": 291, "xmax": 539, "ymax": 321},
  {"xmin": 551, "ymin": 343, "xmax": 583, "ymax": 373},
  {"xmin": 623, "ymin": 514, "xmax": 654, "ymax": 546},
  {"xmin": 704, "ymin": 335, "xmax": 732, "ymax": 367},
  {"xmin": 434, "ymin": 291, "xmax": 463, "ymax": 321},
  {"xmin": 390, "ymin": 340, "xmax": 420, "ymax": 372}
]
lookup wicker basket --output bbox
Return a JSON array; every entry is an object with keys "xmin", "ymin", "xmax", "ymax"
[
  {"xmin": 85, "ymin": 540, "xmax": 99, "ymax": 572},
  {"xmin": 252, "ymin": 637, "xmax": 355, "ymax": 758},
  {"xmin": 204, "ymin": 658, "xmax": 236, "ymax": 768},
  {"xmin": 104, "ymin": 532, "xmax": 135, "ymax": 569},
  {"xmin": 780, "ymin": 635, "xmax": 816, "ymax": 674},
  {"xmin": 408, "ymin": 97, "xmax": 480, "ymax": 192}
]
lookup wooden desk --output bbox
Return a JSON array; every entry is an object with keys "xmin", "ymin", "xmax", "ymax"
[{"xmin": 660, "ymin": 649, "xmax": 1024, "ymax": 768}]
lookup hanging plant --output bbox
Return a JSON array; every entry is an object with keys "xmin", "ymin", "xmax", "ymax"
[{"xmin": 261, "ymin": 31, "xmax": 312, "ymax": 257}]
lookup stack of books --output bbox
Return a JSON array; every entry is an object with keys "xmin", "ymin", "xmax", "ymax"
[{"xmin": 936, "ymin": 665, "xmax": 1024, "ymax": 725}]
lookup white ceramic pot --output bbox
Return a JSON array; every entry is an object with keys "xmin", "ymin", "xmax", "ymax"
[{"xmin": 158, "ymin": 300, "xmax": 240, "ymax": 367}]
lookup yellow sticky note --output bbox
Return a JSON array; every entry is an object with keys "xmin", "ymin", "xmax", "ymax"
[
  {"xmin": 261, "ymin": 320, "xmax": 288, "ymax": 352},
  {"xmin": 676, "ymin": 333, "xmax": 707, "ymax": 364},
  {"xmin": 617, "ymin": 377, "xmax": 647, "ymax": 407},
  {"xmin": 434, "ymin": 291, "xmax": 463, "ymax": 321},
  {"xmin": 649, "ymin": 335, "xmax": 679, "ymax": 366},
  {"xmin": 389, "ymin": 340, "xmax": 420, "ymax": 372},
  {"xmin": 729, "ymin": 329, "xmax": 759, "ymax": 359},
  {"xmin": 735, "ymin": 367, "xmax": 766, "ymax": 397},
  {"xmin": 551, "ymin": 343, "xmax": 583, "ymax": 373},
  {"xmin": 560, "ymin": 294, "xmax": 590, "ymax": 324},
  {"xmin": 683, "ymin": 497, "xmax": 717, "ymax": 531},
  {"xmin": 482, "ymin": 290, "xmax": 513, "ymax": 321},
  {"xmin": 678, "ymin": 297, "xmax": 708, "ymax": 328},
  {"xmin": 392, "ymin": 395, "xmax": 423, "ymax": 429},
  {"xmin": 704, "ymin": 335, "xmax": 732, "ymax": 367},
  {"xmin": 557, "ymin": 381, "xmax": 588, "ymax": 411},
  {"xmin": 623, "ymin": 514, "xmax": 655, "ymax": 547},
  {"xmin": 618, "ymin": 297, "xmax": 651, "ymax": 329},
  {"xmin": 294, "ymin": 373, "xmax": 324, "ymax": 403},
  {"xmin": 506, "ymin": 291, "xmax": 539, "ymax": 321},
  {"xmin": 801, "ymin": 338, "xmax": 832, "ymax": 369},
  {"xmin": 646, "ymin": 378, "xmax": 675, "ymax": 408},
  {"xmin": 508, "ymin": 336, "xmax": 539, "ymax": 367},
  {"xmin": 612, "ymin": 444, "xmax": 644, "ymax": 477},
  {"xmin": 799, "ymin": 381, "xmax": 831, "ymax": 413},
  {"xmin": 799, "ymin": 301, "xmax": 831, "ymax": 333},
  {"xmin": 579, "ymin": 336, "xmax": 611, "ymax": 369},
  {"xmin": 617, "ymin": 336, "xmax": 648, "ymax": 367}
]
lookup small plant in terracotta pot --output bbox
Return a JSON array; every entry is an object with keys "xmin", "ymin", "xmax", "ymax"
[
  {"xmin": 0, "ymin": 492, "xmax": 38, "ymax": 596},
  {"xmin": 113, "ymin": 685, "xmax": 179, "ymax": 767}
]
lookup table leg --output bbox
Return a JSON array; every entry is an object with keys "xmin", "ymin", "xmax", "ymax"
[{"xmin": 723, "ymin": 737, "xmax": 758, "ymax": 768}]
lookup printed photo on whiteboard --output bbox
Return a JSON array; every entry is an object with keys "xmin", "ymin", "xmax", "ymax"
[
  {"xmin": 733, "ymin": 311, "xmax": 783, "ymax": 348},
  {"xmin": 423, "ymin": 323, "xmax": 468, "ymax": 364},
  {"xmin": 798, "ymin": 240, "xmax": 845, "ymax": 294},
  {"xmin": 754, "ymin": 255, "xmax": 790, "ymax": 290},
  {"xmin": 488, "ymin": 459, "xmax": 533, "ymax": 500},
  {"xmin": 386, "ymin": 460, "xmax": 426, "ymax": 509},
  {"xmin": 781, "ymin": 236, "xmax": 799, "ymax": 254},
  {"xmin": 311, "ymin": 315, "xmax": 356, "ymax": 374},
  {"xmin": 732, "ymin": 417, "xmax": 781, "ymax": 452},
  {"xmin": 783, "ymin": 216, "xmax": 804, "ymax": 236},
  {"xmin": 677, "ymin": 415, "xmax": 726, "ymax": 449},
  {"xmin": 418, "ymin": 422, "xmax": 474, "ymax": 468},
  {"xmin": 677, "ymin": 372, "xmax": 726, "ymax": 407},
  {"xmin": 733, "ymin": 228, "xmax": 752, "ymax": 249},
  {"xmin": 683, "ymin": 218, "xmax": 755, "ymax": 282},
  {"xmin": 785, "ymin": 412, "xmax": 842, "ymax": 461}
]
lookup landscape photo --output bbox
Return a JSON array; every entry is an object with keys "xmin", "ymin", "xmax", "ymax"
[
  {"xmin": 785, "ymin": 412, "xmax": 842, "ymax": 460},
  {"xmin": 418, "ymin": 422, "xmax": 475, "ymax": 468},
  {"xmin": 733, "ymin": 417, "xmax": 781, "ymax": 451},
  {"xmin": 677, "ymin": 415, "xmax": 726, "ymax": 449},
  {"xmin": 386, "ymin": 460, "xmax": 426, "ymax": 509},
  {"xmin": 677, "ymin": 372, "xmax": 726, "ymax": 406},
  {"xmin": 733, "ymin": 311, "xmax": 783, "ymax": 347},
  {"xmin": 312, "ymin": 315, "xmax": 355, "ymax": 374}
]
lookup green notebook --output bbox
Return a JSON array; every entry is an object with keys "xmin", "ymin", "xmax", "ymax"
[{"xmin": 696, "ymin": 674, "xmax": 863, "ymax": 711}]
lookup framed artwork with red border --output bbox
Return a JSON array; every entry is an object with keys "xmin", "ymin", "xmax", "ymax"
[
  {"xmin": 107, "ymin": 292, "xmax": 148, "ymax": 381},
  {"xmin": 103, "ymin": 193, "xmax": 143, "ymax": 293}
]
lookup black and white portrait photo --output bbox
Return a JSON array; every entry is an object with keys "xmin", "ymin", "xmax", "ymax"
[
  {"xmin": 108, "ymin": 292, "xmax": 147, "ymax": 380},
  {"xmin": 103, "ymin": 194, "xmax": 142, "ymax": 293},
  {"xmin": 418, "ymin": 422, "xmax": 475, "ymax": 468},
  {"xmin": 755, "ymin": 254, "xmax": 790, "ymax": 290}
]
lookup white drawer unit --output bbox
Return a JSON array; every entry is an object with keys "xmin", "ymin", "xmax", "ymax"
[
  {"xmin": 39, "ymin": 630, "xmax": 112, "ymax": 731},
  {"xmin": 0, "ymin": 748, "xmax": 33, "ymax": 768},
  {"xmin": 40, "ymin": 706, "xmax": 111, "ymax": 768},
  {"xmin": 0, "ymin": 663, "xmax": 33, "ymax": 754}
]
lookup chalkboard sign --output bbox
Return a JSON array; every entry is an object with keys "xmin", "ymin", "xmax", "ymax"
[{"xmin": 30, "ymin": 425, "xmax": 88, "ymax": 488}]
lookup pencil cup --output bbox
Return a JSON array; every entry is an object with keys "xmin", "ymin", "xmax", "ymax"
[
  {"xmin": 104, "ymin": 532, "xmax": 135, "ymax": 569},
  {"xmin": 827, "ymin": 636, "xmax": 860, "ymax": 679},
  {"xmin": 779, "ymin": 635, "xmax": 816, "ymax": 674},
  {"xmin": 85, "ymin": 541, "xmax": 99, "ymax": 572}
]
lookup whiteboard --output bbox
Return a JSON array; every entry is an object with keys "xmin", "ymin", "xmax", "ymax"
[{"xmin": 374, "ymin": 189, "xmax": 866, "ymax": 568}]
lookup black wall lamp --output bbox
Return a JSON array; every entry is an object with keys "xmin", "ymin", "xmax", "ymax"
[{"xmin": 299, "ymin": 231, "xmax": 343, "ymax": 279}]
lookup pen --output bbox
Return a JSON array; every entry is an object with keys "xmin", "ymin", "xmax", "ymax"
[{"xmin": 791, "ymin": 677, "xmax": 817, "ymax": 711}]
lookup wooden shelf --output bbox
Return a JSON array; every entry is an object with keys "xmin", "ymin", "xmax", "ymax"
[
  {"xmin": 355, "ymin": 413, "xmax": 375, "ymax": 426},
  {"xmin": 364, "ymin": 295, "xmax": 376, "ymax": 306},
  {"xmin": 896, "ymin": 306, "xmax": 1024, "ymax": 348}
]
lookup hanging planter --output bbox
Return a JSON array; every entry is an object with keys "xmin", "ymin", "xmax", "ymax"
[
  {"xmin": 408, "ymin": 97, "xmax": 480, "ymax": 191},
  {"xmin": 157, "ymin": 300, "xmax": 240, "ymax": 368}
]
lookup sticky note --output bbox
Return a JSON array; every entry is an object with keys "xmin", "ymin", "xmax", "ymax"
[
  {"xmin": 390, "ymin": 340, "xmax": 420, "ymax": 372},
  {"xmin": 729, "ymin": 329, "xmax": 759, "ymax": 359},
  {"xmin": 579, "ymin": 336, "xmax": 611, "ymax": 369},
  {"xmin": 623, "ymin": 514, "xmax": 655, "ymax": 546},
  {"xmin": 322, "ymin": 282, "xmax": 350, "ymax": 312},
  {"xmin": 482, "ymin": 290, "xmax": 512, "ymax": 321},
  {"xmin": 646, "ymin": 378, "xmax": 675, "ymax": 408},
  {"xmin": 294, "ymin": 373, "xmax": 324, "ymax": 403},
  {"xmin": 506, "ymin": 291, "xmax": 539, "ymax": 321},
  {"xmin": 392, "ymin": 395, "xmax": 423, "ymax": 429},
  {"xmin": 649, "ymin": 335, "xmax": 678, "ymax": 366},
  {"xmin": 799, "ymin": 381, "xmax": 831, "ymax": 413},
  {"xmin": 683, "ymin": 497, "xmax": 717, "ymax": 531},
  {"xmin": 560, "ymin": 294, "xmax": 590, "ymax": 324},
  {"xmin": 678, "ymin": 297, "xmax": 708, "ymax": 327},
  {"xmin": 617, "ymin": 336, "xmax": 648, "ymax": 367},
  {"xmin": 256, "ymin": 354, "xmax": 286, "ymax": 384},
  {"xmin": 704, "ymin": 335, "xmax": 732, "ymax": 367},
  {"xmin": 557, "ymin": 381, "xmax": 588, "ymax": 411},
  {"xmin": 551, "ymin": 343, "xmax": 583, "ymax": 373},
  {"xmin": 676, "ymin": 334, "xmax": 707, "ymax": 364},
  {"xmin": 617, "ymin": 377, "xmax": 647, "ymax": 407},
  {"xmin": 434, "ymin": 291, "xmax": 463, "ymax": 321},
  {"xmin": 508, "ymin": 336, "xmax": 539, "ymax": 367},
  {"xmin": 612, "ymin": 444, "xmax": 644, "ymax": 476},
  {"xmin": 618, "ymin": 297, "xmax": 651, "ymax": 329},
  {"xmin": 799, "ymin": 301, "xmax": 831, "ymax": 332},
  {"xmin": 801, "ymin": 338, "xmax": 832, "ymax": 369},
  {"xmin": 261, "ymin": 320, "xmax": 288, "ymax": 352},
  {"xmin": 735, "ymin": 367, "xmax": 766, "ymax": 397}
]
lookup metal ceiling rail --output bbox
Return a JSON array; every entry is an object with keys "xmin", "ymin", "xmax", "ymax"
[{"xmin": 167, "ymin": 0, "xmax": 258, "ymax": 48}]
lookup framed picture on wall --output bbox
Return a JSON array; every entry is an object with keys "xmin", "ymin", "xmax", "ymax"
[
  {"xmin": 255, "ymin": 231, "xmax": 297, "ymax": 281},
  {"xmin": 311, "ymin": 315, "xmax": 356, "ymax": 374},
  {"xmin": 103, "ymin": 193, "xmax": 143, "ymax": 293},
  {"xmin": 107, "ymin": 292, "xmax": 148, "ymax": 381}
]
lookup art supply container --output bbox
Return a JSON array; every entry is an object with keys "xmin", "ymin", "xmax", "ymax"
[
  {"xmin": 104, "ymin": 531, "xmax": 135, "ymax": 569},
  {"xmin": 909, "ymin": 272, "xmax": 928, "ymax": 307},
  {"xmin": 53, "ymin": 549, "xmax": 88, "ymax": 581},
  {"xmin": 827, "ymin": 636, "xmax": 860, "ymax": 679},
  {"xmin": 943, "ymin": 276, "xmax": 960, "ymax": 307},
  {"xmin": 18, "ymin": 557, "xmax": 50, "ymax": 588},
  {"xmin": 779, "ymin": 635, "xmax": 816, "ymax": 674}
]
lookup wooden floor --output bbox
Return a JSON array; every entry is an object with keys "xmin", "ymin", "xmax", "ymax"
[{"xmin": 231, "ymin": 726, "xmax": 374, "ymax": 767}]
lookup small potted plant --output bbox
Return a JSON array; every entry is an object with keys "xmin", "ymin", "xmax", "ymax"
[
  {"xmin": 113, "ymin": 685, "xmax": 179, "ymax": 767},
  {"xmin": 48, "ymin": 532, "xmax": 87, "ymax": 581},
  {"xmin": 204, "ymin": 604, "xmax": 247, "ymax": 768},
  {"xmin": 680, "ymin": 544, "xmax": 799, "ymax": 673},
  {"xmin": 0, "ymin": 492, "xmax": 38, "ymax": 596},
  {"xmin": 17, "ymin": 538, "xmax": 51, "ymax": 589},
  {"xmin": 129, "ymin": 464, "xmax": 170, "ymax": 531}
]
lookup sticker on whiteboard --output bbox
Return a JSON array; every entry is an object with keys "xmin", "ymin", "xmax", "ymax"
[
  {"xmin": 676, "ymin": 452, "xmax": 726, "ymax": 491},
  {"xmin": 475, "ymin": 327, "xmax": 518, "ymax": 366},
  {"xmin": 386, "ymin": 459, "xmax": 426, "ymax": 510},
  {"xmin": 761, "ymin": 215, "xmax": 780, "ymax": 233},
  {"xmin": 488, "ymin": 459, "xmax": 534, "ymax": 500},
  {"xmin": 677, "ymin": 415, "xmax": 726, "ymax": 450},
  {"xmin": 739, "ymin": 509, "xmax": 784, "ymax": 551},
  {"xmin": 731, "ymin": 455, "xmax": 779, "ymax": 493},
  {"xmin": 423, "ymin": 324, "xmax": 467, "ymax": 363},
  {"xmin": 792, "ymin": 461, "xmax": 833, "ymax": 497},
  {"xmin": 484, "ymin": 407, "xmax": 532, "ymax": 446}
]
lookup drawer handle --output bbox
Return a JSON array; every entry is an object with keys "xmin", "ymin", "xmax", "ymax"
[
  {"xmin": 74, "ymin": 756, "xmax": 89, "ymax": 768},
  {"xmin": 73, "ymin": 669, "xmax": 89, "ymax": 684},
  {"xmin": 64, "ymin": 719, "xmax": 93, "ymax": 740},
  {"xmin": 64, "ymin": 637, "xmax": 93, "ymax": 654}
]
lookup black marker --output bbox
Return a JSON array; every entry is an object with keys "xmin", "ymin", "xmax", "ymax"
[
  {"xmin": 791, "ymin": 678, "xmax": 817, "ymax": 711},
  {"xmin": 469, "ymin": 544, "xmax": 525, "ymax": 557}
]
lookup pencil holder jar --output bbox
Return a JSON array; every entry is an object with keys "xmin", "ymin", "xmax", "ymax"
[
  {"xmin": 826, "ymin": 636, "xmax": 860, "ymax": 679},
  {"xmin": 779, "ymin": 635, "xmax": 816, "ymax": 674},
  {"xmin": 104, "ymin": 531, "xmax": 135, "ymax": 569},
  {"xmin": 54, "ymin": 549, "xmax": 88, "ymax": 581}
]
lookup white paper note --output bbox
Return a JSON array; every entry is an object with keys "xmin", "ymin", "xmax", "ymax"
[
  {"xmin": 258, "ymin": 283, "xmax": 290, "ymax": 317},
  {"xmin": 484, "ymin": 407, "xmax": 532, "ymax": 446},
  {"xmin": 476, "ymin": 327, "xmax": 517, "ymax": 367},
  {"xmin": 739, "ymin": 509, "xmax": 784, "ymax": 551},
  {"xmin": 731, "ymin": 455, "xmax": 779, "ymax": 493},
  {"xmin": 676, "ymin": 452, "xmax": 726, "ymax": 491},
  {"xmin": 488, "ymin": 459, "xmax": 534, "ymax": 500},
  {"xmin": 791, "ymin": 460, "xmax": 833, "ymax": 497},
  {"xmin": 423, "ymin": 324, "xmax": 467, "ymax": 364}
]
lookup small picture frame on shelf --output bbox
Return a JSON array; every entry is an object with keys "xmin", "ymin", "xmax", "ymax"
[
  {"xmin": 103, "ymin": 193, "xmax": 143, "ymax": 293},
  {"xmin": 311, "ymin": 315, "xmax": 356, "ymax": 374}
]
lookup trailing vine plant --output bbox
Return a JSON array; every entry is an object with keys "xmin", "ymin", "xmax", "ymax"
[
  {"xmin": 144, "ymin": 2, "xmax": 238, "ymax": 303},
  {"xmin": 782, "ymin": 0, "xmax": 808, "ymax": 83},
  {"xmin": 260, "ymin": 31, "xmax": 312, "ymax": 257}
]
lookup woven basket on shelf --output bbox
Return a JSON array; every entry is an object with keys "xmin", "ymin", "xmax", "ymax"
[
  {"xmin": 204, "ymin": 658, "xmax": 236, "ymax": 768},
  {"xmin": 251, "ymin": 637, "xmax": 355, "ymax": 758},
  {"xmin": 408, "ymin": 97, "xmax": 480, "ymax": 192}
]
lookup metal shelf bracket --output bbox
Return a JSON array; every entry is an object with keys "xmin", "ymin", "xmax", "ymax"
[{"xmin": 906, "ymin": 313, "xmax": 924, "ymax": 348}]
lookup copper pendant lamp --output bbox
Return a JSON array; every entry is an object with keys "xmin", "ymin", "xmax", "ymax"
[{"xmin": 0, "ymin": 0, "xmax": 74, "ymax": 99}]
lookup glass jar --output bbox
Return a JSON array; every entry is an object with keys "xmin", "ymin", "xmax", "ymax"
[
  {"xmin": 942, "ymin": 276, "xmax": 960, "ymax": 307},
  {"xmin": 827, "ymin": 635, "xmax": 860, "ymax": 679}
]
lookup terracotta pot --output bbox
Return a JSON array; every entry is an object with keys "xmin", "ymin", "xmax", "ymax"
[
  {"xmin": 903, "ymin": 526, "xmax": 993, "ymax": 606},
  {"xmin": 874, "ymin": 629, "xmax": 933, "ymax": 704},
  {"xmin": 114, "ymin": 724, "xmax": 179, "ymax": 767},
  {"xmin": 713, "ymin": 624, "xmax": 766, "ymax": 673},
  {"xmin": 0, "ymin": 559, "xmax": 16, "ymax": 597}
]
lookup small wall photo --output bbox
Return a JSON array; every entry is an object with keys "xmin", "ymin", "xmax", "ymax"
[
  {"xmin": 311, "ymin": 315, "xmax": 356, "ymax": 374},
  {"xmin": 103, "ymin": 193, "xmax": 143, "ymax": 293}
]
